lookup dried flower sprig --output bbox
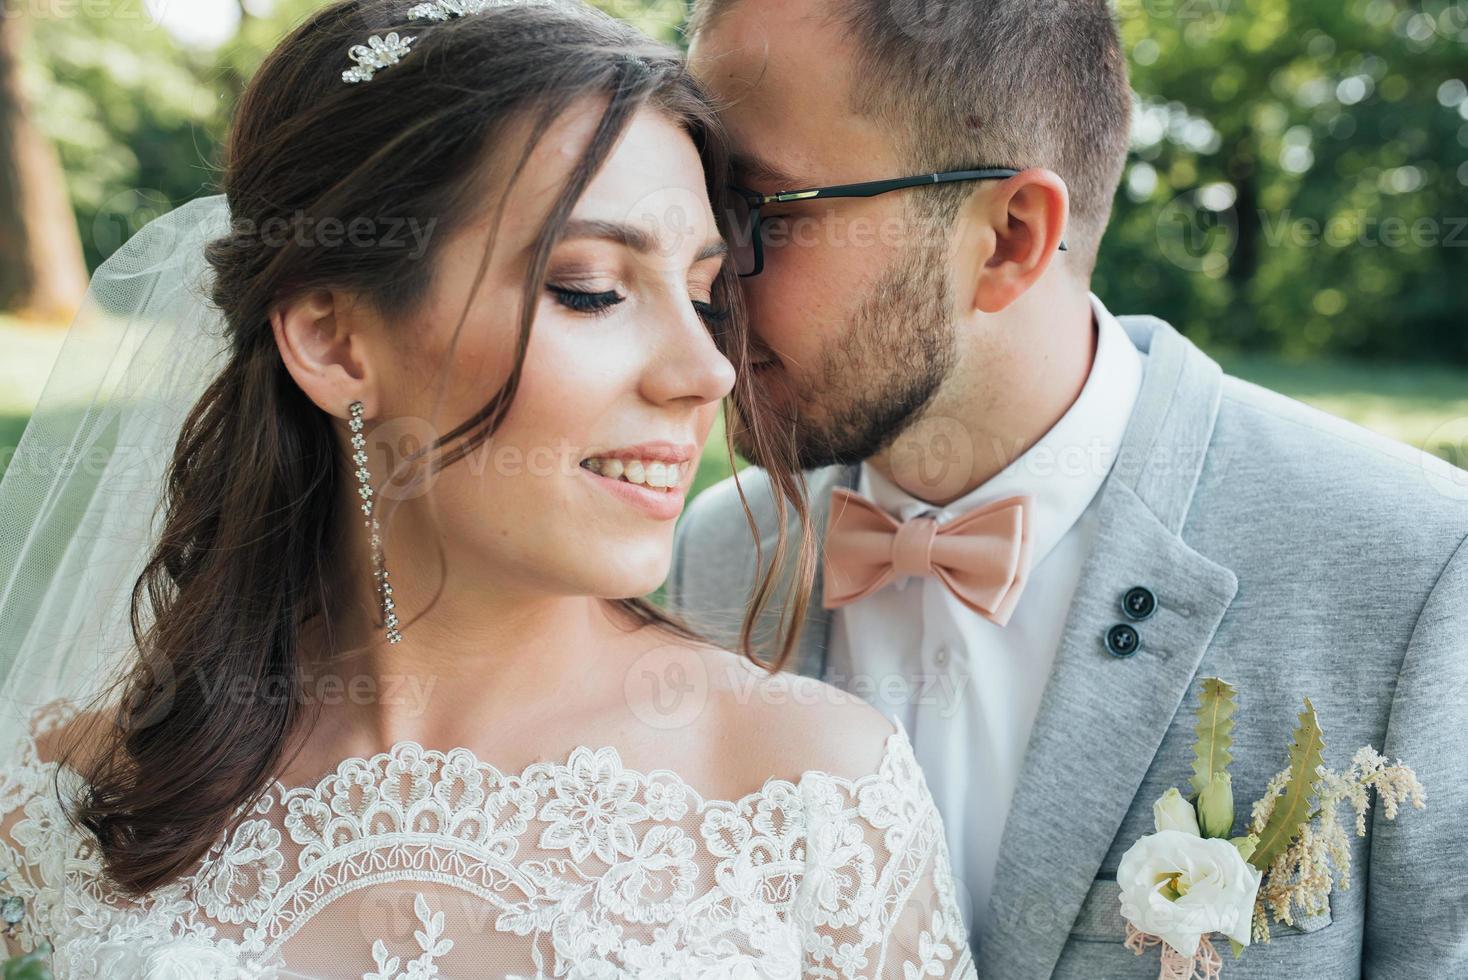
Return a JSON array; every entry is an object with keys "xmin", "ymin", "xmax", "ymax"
[{"xmin": 1246, "ymin": 745, "xmax": 1425, "ymax": 942}]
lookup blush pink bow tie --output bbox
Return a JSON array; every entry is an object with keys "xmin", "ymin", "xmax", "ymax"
[{"xmin": 821, "ymin": 487, "xmax": 1036, "ymax": 626}]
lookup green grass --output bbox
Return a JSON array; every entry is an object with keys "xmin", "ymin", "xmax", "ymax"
[
  {"xmin": 0, "ymin": 315, "xmax": 67, "ymax": 417},
  {"xmin": 0, "ymin": 314, "xmax": 65, "ymax": 485},
  {"xmin": 0, "ymin": 414, "xmax": 27, "ymax": 473},
  {"xmin": 690, "ymin": 410, "xmax": 741, "ymax": 499},
  {"xmin": 1213, "ymin": 353, "xmax": 1468, "ymax": 467}
]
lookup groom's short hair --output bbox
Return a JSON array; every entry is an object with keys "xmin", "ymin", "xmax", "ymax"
[{"xmin": 687, "ymin": 0, "xmax": 1133, "ymax": 271}]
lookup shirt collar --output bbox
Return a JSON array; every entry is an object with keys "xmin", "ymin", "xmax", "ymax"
[{"xmin": 857, "ymin": 292, "xmax": 1144, "ymax": 574}]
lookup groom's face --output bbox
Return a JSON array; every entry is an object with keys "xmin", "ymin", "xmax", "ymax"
[{"xmin": 689, "ymin": 0, "xmax": 959, "ymax": 468}]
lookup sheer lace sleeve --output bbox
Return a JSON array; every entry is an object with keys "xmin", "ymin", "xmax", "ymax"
[
  {"xmin": 0, "ymin": 701, "xmax": 79, "ymax": 961},
  {"xmin": 795, "ymin": 718, "xmax": 975, "ymax": 979}
]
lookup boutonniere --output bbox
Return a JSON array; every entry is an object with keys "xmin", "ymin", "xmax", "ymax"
[{"xmin": 1117, "ymin": 677, "xmax": 1425, "ymax": 980}]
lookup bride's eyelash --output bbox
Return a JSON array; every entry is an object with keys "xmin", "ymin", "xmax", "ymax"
[
  {"xmin": 693, "ymin": 301, "xmax": 730, "ymax": 326},
  {"xmin": 548, "ymin": 285, "xmax": 624, "ymax": 316},
  {"xmin": 550, "ymin": 283, "xmax": 730, "ymax": 327}
]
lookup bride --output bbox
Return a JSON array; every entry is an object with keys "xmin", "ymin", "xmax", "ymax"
[{"xmin": 0, "ymin": 1, "xmax": 974, "ymax": 977}]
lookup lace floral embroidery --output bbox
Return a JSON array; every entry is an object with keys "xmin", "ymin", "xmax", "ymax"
[{"xmin": 0, "ymin": 702, "xmax": 975, "ymax": 979}]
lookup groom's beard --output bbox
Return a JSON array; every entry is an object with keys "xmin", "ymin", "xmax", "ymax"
[{"xmin": 734, "ymin": 245, "xmax": 957, "ymax": 471}]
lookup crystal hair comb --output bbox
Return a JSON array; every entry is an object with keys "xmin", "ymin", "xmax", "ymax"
[{"xmin": 342, "ymin": 0, "xmax": 544, "ymax": 84}]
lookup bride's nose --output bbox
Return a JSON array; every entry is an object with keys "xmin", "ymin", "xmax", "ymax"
[{"xmin": 638, "ymin": 297, "xmax": 737, "ymax": 407}]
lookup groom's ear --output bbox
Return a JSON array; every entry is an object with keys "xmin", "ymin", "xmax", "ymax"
[{"xmin": 962, "ymin": 167, "xmax": 1069, "ymax": 315}]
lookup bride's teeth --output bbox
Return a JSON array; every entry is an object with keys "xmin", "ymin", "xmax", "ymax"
[{"xmin": 583, "ymin": 456, "xmax": 687, "ymax": 489}]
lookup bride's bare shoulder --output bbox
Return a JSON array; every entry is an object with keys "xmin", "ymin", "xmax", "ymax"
[{"xmin": 679, "ymin": 643, "xmax": 901, "ymax": 788}]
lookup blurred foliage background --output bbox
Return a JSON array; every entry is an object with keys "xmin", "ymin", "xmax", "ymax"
[
  {"xmin": 0, "ymin": 0, "xmax": 1465, "ymax": 486},
  {"xmin": 1101, "ymin": 0, "xmax": 1468, "ymax": 367}
]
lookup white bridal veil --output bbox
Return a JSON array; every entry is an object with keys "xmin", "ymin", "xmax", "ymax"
[{"xmin": 0, "ymin": 194, "xmax": 235, "ymax": 765}]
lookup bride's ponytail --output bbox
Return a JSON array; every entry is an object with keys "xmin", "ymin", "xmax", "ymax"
[{"xmin": 76, "ymin": 322, "xmax": 337, "ymax": 893}]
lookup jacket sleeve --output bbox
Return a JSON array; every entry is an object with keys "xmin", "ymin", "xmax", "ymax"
[
  {"xmin": 1362, "ymin": 530, "xmax": 1468, "ymax": 975},
  {"xmin": 664, "ymin": 504, "xmax": 697, "ymax": 618},
  {"xmin": 663, "ymin": 479, "xmax": 764, "ymax": 652}
]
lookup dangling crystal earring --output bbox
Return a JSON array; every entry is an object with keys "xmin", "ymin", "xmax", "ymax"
[{"xmin": 350, "ymin": 400, "xmax": 401, "ymax": 644}]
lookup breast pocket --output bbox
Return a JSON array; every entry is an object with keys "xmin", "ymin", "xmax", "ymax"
[{"xmin": 1066, "ymin": 878, "xmax": 1334, "ymax": 945}]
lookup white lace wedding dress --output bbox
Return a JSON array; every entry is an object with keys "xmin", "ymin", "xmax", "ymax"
[{"xmin": 0, "ymin": 701, "xmax": 975, "ymax": 979}]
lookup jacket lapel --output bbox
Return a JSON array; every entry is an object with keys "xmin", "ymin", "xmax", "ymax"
[{"xmin": 976, "ymin": 320, "xmax": 1240, "ymax": 979}]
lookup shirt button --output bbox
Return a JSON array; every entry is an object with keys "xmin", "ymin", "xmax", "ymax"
[
  {"xmin": 934, "ymin": 645, "xmax": 951, "ymax": 667},
  {"xmin": 1105, "ymin": 624, "xmax": 1141, "ymax": 658},
  {"xmin": 1122, "ymin": 586, "xmax": 1157, "ymax": 621}
]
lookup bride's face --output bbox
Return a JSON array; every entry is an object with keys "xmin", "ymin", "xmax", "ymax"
[{"xmin": 371, "ymin": 103, "xmax": 735, "ymax": 601}]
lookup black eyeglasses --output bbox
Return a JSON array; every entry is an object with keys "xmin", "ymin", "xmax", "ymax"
[{"xmin": 724, "ymin": 166, "xmax": 1067, "ymax": 277}]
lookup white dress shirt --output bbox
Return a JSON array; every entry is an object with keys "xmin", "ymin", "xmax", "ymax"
[{"xmin": 825, "ymin": 293, "xmax": 1144, "ymax": 943}]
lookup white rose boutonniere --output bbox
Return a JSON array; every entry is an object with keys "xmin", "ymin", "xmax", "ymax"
[
  {"xmin": 1118, "ymin": 829, "xmax": 1260, "ymax": 961},
  {"xmin": 1118, "ymin": 678, "xmax": 1425, "ymax": 980}
]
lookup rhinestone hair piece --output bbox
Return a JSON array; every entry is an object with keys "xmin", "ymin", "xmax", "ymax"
[{"xmin": 342, "ymin": 0, "xmax": 546, "ymax": 84}]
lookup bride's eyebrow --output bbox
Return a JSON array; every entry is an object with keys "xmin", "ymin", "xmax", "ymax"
[{"xmin": 558, "ymin": 218, "xmax": 728, "ymax": 262}]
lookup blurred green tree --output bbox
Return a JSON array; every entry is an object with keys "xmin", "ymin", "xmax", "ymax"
[
  {"xmin": 15, "ymin": 0, "xmax": 1467, "ymax": 364},
  {"xmin": 22, "ymin": 0, "xmax": 687, "ymax": 269},
  {"xmin": 1102, "ymin": 0, "xmax": 1468, "ymax": 363},
  {"xmin": 22, "ymin": 0, "xmax": 234, "ymax": 269}
]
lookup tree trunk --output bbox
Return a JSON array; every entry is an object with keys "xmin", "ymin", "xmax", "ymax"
[
  {"xmin": 1221, "ymin": 128, "xmax": 1260, "ymax": 347},
  {"xmin": 0, "ymin": 0, "xmax": 88, "ymax": 325}
]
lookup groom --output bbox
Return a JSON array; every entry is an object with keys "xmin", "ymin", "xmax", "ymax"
[{"xmin": 668, "ymin": 0, "xmax": 1468, "ymax": 977}]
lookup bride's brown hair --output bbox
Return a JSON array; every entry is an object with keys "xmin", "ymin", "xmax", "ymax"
[{"xmin": 63, "ymin": 0, "xmax": 814, "ymax": 896}]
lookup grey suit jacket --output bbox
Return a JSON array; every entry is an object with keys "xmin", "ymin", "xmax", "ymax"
[{"xmin": 667, "ymin": 315, "xmax": 1468, "ymax": 979}]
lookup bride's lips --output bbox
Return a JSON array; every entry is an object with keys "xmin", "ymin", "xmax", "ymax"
[{"xmin": 578, "ymin": 441, "xmax": 697, "ymax": 521}]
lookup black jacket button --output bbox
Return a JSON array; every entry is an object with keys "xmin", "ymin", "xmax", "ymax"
[
  {"xmin": 1122, "ymin": 586, "xmax": 1157, "ymax": 621},
  {"xmin": 1106, "ymin": 623, "xmax": 1140, "ymax": 657}
]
